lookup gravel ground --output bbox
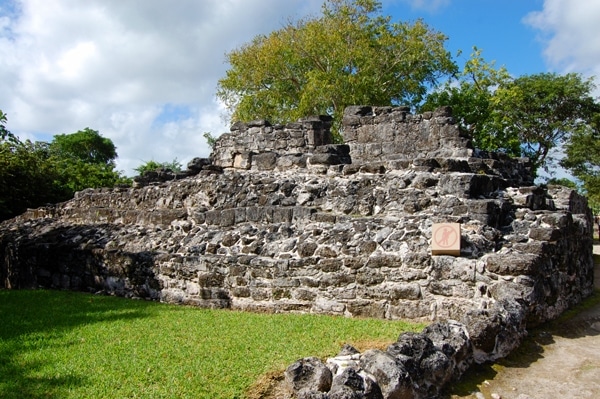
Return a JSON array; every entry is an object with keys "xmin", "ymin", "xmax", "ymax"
[{"xmin": 448, "ymin": 244, "xmax": 600, "ymax": 399}]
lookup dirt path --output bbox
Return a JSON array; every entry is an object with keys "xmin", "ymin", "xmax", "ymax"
[{"xmin": 448, "ymin": 245, "xmax": 600, "ymax": 399}]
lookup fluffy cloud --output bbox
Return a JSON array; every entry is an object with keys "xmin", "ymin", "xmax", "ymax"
[
  {"xmin": 0, "ymin": 0, "xmax": 321, "ymax": 175},
  {"xmin": 525, "ymin": 0, "xmax": 600, "ymax": 81}
]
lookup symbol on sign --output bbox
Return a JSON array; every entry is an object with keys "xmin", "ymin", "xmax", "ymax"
[{"xmin": 434, "ymin": 224, "xmax": 458, "ymax": 248}]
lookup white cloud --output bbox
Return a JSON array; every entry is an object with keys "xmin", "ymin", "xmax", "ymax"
[
  {"xmin": 525, "ymin": 0, "xmax": 600, "ymax": 81},
  {"xmin": 0, "ymin": 0, "xmax": 321, "ymax": 175},
  {"xmin": 523, "ymin": 0, "xmax": 600, "ymax": 184}
]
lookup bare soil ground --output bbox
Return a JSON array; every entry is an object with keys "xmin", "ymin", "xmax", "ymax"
[{"xmin": 447, "ymin": 244, "xmax": 600, "ymax": 399}]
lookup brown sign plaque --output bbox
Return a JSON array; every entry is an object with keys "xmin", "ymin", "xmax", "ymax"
[{"xmin": 431, "ymin": 223, "xmax": 461, "ymax": 256}]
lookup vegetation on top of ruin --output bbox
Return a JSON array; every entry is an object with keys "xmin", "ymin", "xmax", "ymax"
[
  {"xmin": 217, "ymin": 0, "xmax": 456, "ymax": 136},
  {"xmin": 2, "ymin": 0, "xmax": 600, "ymax": 217}
]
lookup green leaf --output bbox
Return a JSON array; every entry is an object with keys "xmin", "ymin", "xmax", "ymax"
[{"xmin": 217, "ymin": 0, "xmax": 456, "ymax": 133}]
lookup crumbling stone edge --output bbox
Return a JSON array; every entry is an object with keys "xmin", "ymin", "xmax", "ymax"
[{"xmin": 284, "ymin": 298, "xmax": 526, "ymax": 399}]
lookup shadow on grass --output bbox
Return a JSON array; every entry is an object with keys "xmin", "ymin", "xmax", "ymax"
[{"xmin": 0, "ymin": 289, "xmax": 150, "ymax": 399}]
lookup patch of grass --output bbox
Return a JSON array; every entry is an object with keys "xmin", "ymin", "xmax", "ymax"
[{"xmin": 0, "ymin": 289, "xmax": 424, "ymax": 399}]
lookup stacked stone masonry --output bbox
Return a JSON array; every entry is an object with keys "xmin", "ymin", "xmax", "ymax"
[{"xmin": 0, "ymin": 106, "xmax": 594, "ymax": 399}]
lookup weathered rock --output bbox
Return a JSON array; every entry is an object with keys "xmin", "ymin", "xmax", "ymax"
[
  {"xmin": 338, "ymin": 344, "xmax": 361, "ymax": 356},
  {"xmin": 186, "ymin": 157, "xmax": 211, "ymax": 174},
  {"xmin": 359, "ymin": 350, "xmax": 413, "ymax": 399},
  {"xmin": 484, "ymin": 252, "xmax": 541, "ymax": 276},
  {"xmin": 423, "ymin": 321, "xmax": 472, "ymax": 378},
  {"xmin": 285, "ymin": 357, "xmax": 333, "ymax": 394},
  {"xmin": 329, "ymin": 367, "xmax": 383, "ymax": 399},
  {"xmin": 463, "ymin": 299, "xmax": 527, "ymax": 363},
  {"xmin": 297, "ymin": 391, "xmax": 329, "ymax": 399},
  {"xmin": 387, "ymin": 332, "xmax": 435, "ymax": 378},
  {"xmin": 419, "ymin": 350, "xmax": 452, "ymax": 388}
]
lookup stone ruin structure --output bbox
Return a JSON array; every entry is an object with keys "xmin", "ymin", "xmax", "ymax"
[{"xmin": 0, "ymin": 106, "xmax": 594, "ymax": 398}]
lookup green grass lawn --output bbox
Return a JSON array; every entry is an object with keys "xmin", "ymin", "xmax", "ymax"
[{"xmin": 0, "ymin": 290, "xmax": 424, "ymax": 399}]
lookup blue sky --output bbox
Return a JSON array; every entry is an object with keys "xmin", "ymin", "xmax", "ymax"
[
  {"xmin": 383, "ymin": 0, "xmax": 547, "ymax": 76},
  {"xmin": 0, "ymin": 0, "xmax": 598, "ymax": 176}
]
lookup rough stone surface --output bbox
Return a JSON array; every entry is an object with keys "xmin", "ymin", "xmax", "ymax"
[
  {"xmin": 329, "ymin": 367, "xmax": 382, "ymax": 399},
  {"xmin": 285, "ymin": 357, "xmax": 333, "ymax": 394},
  {"xmin": 211, "ymin": 115, "xmax": 337, "ymax": 171},
  {"xmin": 0, "ymin": 106, "xmax": 594, "ymax": 399},
  {"xmin": 359, "ymin": 350, "xmax": 413, "ymax": 399}
]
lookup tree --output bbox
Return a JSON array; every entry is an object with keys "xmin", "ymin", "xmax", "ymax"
[
  {"xmin": 488, "ymin": 73, "xmax": 598, "ymax": 172},
  {"xmin": 50, "ymin": 155, "xmax": 129, "ymax": 194},
  {"xmin": 420, "ymin": 48, "xmax": 516, "ymax": 154},
  {"xmin": 47, "ymin": 129, "xmax": 128, "ymax": 193},
  {"xmin": 561, "ymin": 114, "xmax": 600, "ymax": 212},
  {"xmin": 422, "ymin": 52, "xmax": 599, "ymax": 175},
  {"xmin": 0, "ymin": 110, "xmax": 12, "ymax": 141},
  {"xmin": 546, "ymin": 177, "xmax": 578, "ymax": 190},
  {"xmin": 0, "ymin": 115, "xmax": 129, "ymax": 221},
  {"xmin": 49, "ymin": 127, "xmax": 117, "ymax": 165},
  {"xmin": 217, "ymin": 0, "xmax": 456, "ymax": 132},
  {"xmin": 134, "ymin": 159, "xmax": 182, "ymax": 176},
  {"xmin": 0, "ymin": 116, "xmax": 70, "ymax": 220}
]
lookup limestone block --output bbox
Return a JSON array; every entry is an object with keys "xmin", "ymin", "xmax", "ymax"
[
  {"xmin": 253, "ymin": 152, "xmax": 277, "ymax": 170},
  {"xmin": 233, "ymin": 152, "xmax": 252, "ymax": 169},
  {"xmin": 359, "ymin": 350, "xmax": 413, "ymax": 399},
  {"xmin": 484, "ymin": 252, "xmax": 540, "ymax": 276},
  {"xmin": 285, "ymin": 357, "xmax": 332, "ymax": 394}
]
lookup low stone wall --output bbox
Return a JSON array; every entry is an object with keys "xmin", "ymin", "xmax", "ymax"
[
  {"xmin": 211, "ymin": 116, "xmax": 341, "ymax": 171},
  {"xmin": 0, "ymin": 106, "xmax": 594, "ymax": 399},
  {"xmin": 342, "ymin": 105, "xmax": 534, "ymax": 187},
  {"xmin": 342, "ymin": 105, "xmax": 470, "ymax": 160},
  {"xmin": 3, "ymin": 169, "xmax": 591, "ymax": 323},
  {"xmin": 286, "ymin": 321, "xmax": 478, "ymax": 398}
]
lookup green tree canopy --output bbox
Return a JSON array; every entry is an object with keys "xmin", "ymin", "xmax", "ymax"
[
  {"xmin": 489, "ymin": 73, "xmax": 598, "ymax": 172},
  {"xmin": 47, "ymin": 128, "xmax": 126, "ymax": 193},
  {"xmin": 561, "ymin": 114, "xmax": 600, "ymax": 212},
  {"xmin": 420, "ymin": 48, "xmax": 515, "ymax": 152},
  {"xmin": 422, "ymin": 51, "xmax": 599, "ymax": 175},
  {"xmin": 49, "ymin": 127, "xmax": 117, "ymax": 165},
  {"xmin": 0, "ymin": 110, "xmax": 12, "ymax": 141},
  {"xmin": 546, "ymin": 177, "xmax": 578, "ymax": 190},
  {"xmin": 0, "ymin": 115, "xmax": 128, "ymax": 221},
  {"xmin": 0, "ymin": 138, "xmax": 73, "ymax": 221},
  {"xmin": 134, "ymin": 159, "xmax": 182, "ymax": 176},
  {"xmin": 217, "ymin": 0, "xmax": 456, "ymax": 131},
  {"xmin": 1, "ymin": 114, "xmax": 68, "ymax": 220}
]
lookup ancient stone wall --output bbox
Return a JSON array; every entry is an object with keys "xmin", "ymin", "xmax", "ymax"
[
  {"xmin": 0, "ymin": 107, "xmax": 592, "ymax": 323},
  {"xmin": 342, "ymin": 105, "xmax": 534, "ymax": 187},
  {"xmin": 342, "ymin": 105, "xmax": 470, "ymax": 161},
  {"xmin": 1, "ymin": 172, "xmax": 592, "ymax": 322},
  {"xmin": 0, "ymin": 106, "xmax": 594, "ymax": 398},
  {"xmin": 211, "ymin": 115, "xmax": 348, "ymax": 171}
]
